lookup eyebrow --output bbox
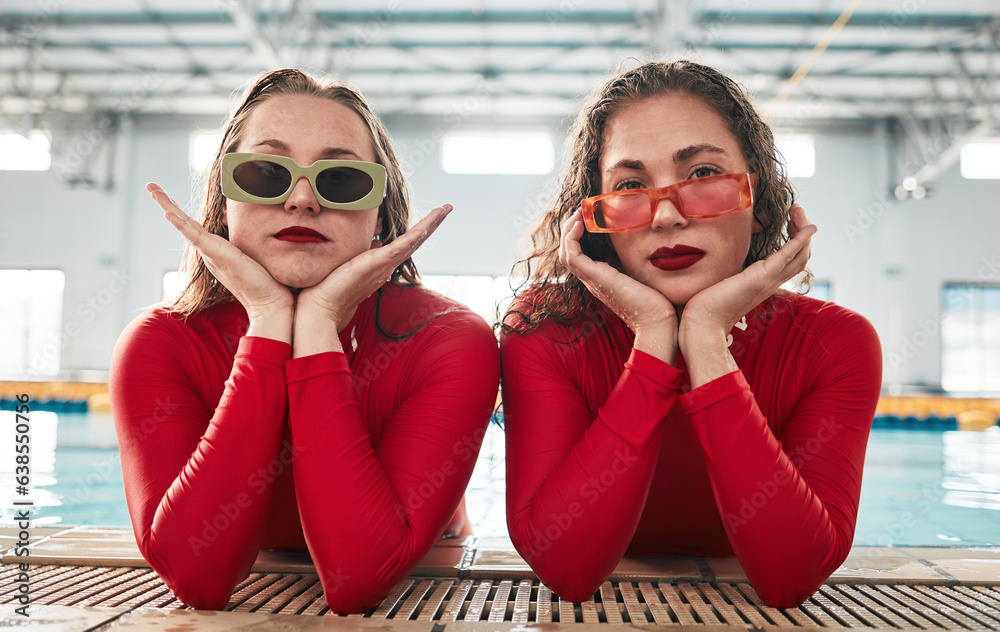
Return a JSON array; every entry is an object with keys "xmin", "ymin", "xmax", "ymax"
[
  {"xmin": 252, "ymin": 139, "xmax": 365, "ymax": 160},
  {"xmin": 604, "ymin": 144, "xmax": 730, "ymax": 174},
  {"xmin": 673, "ymin": 143, "xmax": 729, "ymax": 162}
]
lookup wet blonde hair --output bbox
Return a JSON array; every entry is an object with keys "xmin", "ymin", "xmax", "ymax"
[{"xmin": 167, "ymin": 68, "xmax": 416, "ymax": 316}]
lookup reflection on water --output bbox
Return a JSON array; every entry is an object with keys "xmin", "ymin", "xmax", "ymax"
[
  {"xmin": 942, "ymin": 428, "xmax": 1000, "ymax": 510},
  {"xmin": 0, "ymin": 410, "xmax": 123, "ymax": 527},
  {"xmin": 855, "ymin": 427, "xmax": 1000, "ymax": 546},
  {"xmin": 1, "ymin": 411, "xmax": 998, "ymax": 548}
]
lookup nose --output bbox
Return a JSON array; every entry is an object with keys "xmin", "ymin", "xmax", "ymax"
[
  {"xmin": 283, "ymin": 176, "xmax": 321, "ymax": 214},
  {"xmin": 649, "ymin": 195, "xmax": 688, "ymax": 230}
]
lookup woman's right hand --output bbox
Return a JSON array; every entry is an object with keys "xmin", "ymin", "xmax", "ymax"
[
  {"xmin": 560, "ymin": 209, "xmax": 678, "ymax": 363},
  {"xmin": 148, "ymin": 183, "xmax": 294, "ymax": 342}
]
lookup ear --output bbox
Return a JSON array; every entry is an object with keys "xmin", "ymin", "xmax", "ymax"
[
  {"xmin": 374, "ymin": 214, "xmax": 383, "ymax": 239},
  {"xmin": 221, "ymin": 202, "xmax": 228, "ymax": 228},
  {"xmin": 751, "ymin": 208, "xmax": 765, "ymax": 234}
]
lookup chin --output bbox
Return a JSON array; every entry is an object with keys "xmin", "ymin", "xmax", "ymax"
[
  {"xmin": 643, "ymin": 278, "xmax": 702, "ymax": 308},
  {"xmin": 270, "ymin": 268, "xmax": 332, "ymax": 289}
]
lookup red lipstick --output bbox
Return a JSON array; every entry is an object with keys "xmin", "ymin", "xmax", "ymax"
[
  {"xmin": 649, "ymin": 244, "xmax": 705, "ymax": 271},
  {"xmin": 274, "ymin": 226, "xmax": 328, "ymax": 243}
]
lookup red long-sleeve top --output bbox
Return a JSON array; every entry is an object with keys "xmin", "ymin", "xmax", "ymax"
[
  {"xmin": 110, "ymin": 283, "xmax": 499, "ymax": 613},
  {"xmin": 500, "ymin": 290, "xmax": 882, "ymax": 608}
]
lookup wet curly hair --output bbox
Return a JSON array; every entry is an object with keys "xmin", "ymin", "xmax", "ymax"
[{"xmin": 505, "ymin": 59, "xmax": 796, "ymax": 332}]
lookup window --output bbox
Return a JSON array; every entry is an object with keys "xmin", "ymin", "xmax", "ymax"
[
  {"xmin": 189, "ymin": 131, "xmax": 223, "ymax": 174},
  {"xmin": 0, "ymin": 270, "xmax": 66, "ymax": 377},
  {"xmin": 960, "ymin": 141, "xmax": 1000, "ymax": 179},
  {"xmin": 0, "ymin": 131, "xmax": 51, "ymax": 171},
  {"xmin": 162, "ymin": 271, "xmax": 188, "ymax": 304},
  {"xmin": 442, "ymin": 133, "xmax": 554, "ymax": 175},
  {"xmin": 421, "ymin": 275, "xmax": 498, "ymax": 326},
  {"xmin": 941, "ymin": 284, "xmax": 1000, "ymax": 392},
  {"xmin": 782, "ymin": 277, "xmax": 830, "ymax": 301},
  {"xmin": 774, "ymin": 134, "xmax": 815, "ymax": 178},
  {"xmin": 420, "ymin": 275, "xmax": 525, "ymax": 328}
]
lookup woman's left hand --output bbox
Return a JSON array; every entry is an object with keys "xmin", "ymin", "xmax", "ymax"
[
  {"xmin": 680, "ymin": 204, "xmax": 817, "ymax": 349},
  {"xmin": 291, "ymin": 204, "xmax": 452, "ymax": 356}
]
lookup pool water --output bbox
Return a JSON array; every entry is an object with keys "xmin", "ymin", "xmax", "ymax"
[{"xmin": 1, "ymin": 411, "xmax": 998, "ymax": 546}]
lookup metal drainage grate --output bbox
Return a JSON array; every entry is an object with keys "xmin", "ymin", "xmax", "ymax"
[{"xmin": 1, "ymin": 565, "xmax": 999, "ymax": 628}]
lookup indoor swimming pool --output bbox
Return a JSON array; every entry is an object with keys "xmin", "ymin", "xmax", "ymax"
[{"xmin": 1, "ymin": 410, "xmax": 998, "ymax": 547}]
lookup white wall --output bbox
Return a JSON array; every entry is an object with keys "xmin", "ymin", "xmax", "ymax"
[{"xmin": 2, "ymin": 117, "xmax": 999, "ymax": 387}]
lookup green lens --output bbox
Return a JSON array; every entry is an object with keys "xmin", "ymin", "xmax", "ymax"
[
  {"xmin": 233, "ymin": 160, "xmax": 292, "ymax": 199},
  {"xmin": 316, "ymin": 166, "xmax": 375, "ymax": 203}
]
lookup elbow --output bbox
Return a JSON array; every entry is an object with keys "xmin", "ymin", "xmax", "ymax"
[
  {"xmin": 508, "ymin": 523, "xmax": 607, "ymax": 604},
  {"xmin": 320, "ymin": 574, "xmax": 394, "ymax": 615},
  {"xmin": 164, "ymin": 576, "xmax": 236, "ymax": 611},
  {"xmin": 545, "ymin": 577, "xmax": 601, "ymax": 604},
  {"xmin": 751, "ymin": 574, "xmax": 824, "ymax": 609},
  {"xmin": 512, "ymin": 540, "xmax": 601, "ymax": 604},
  {"xmin": 141, "ymin": 545, "xmax": 242, "ymax": 610},
  {"xmin": 748, "ymin": 533, "xmax": 850, "ymax": 609}
]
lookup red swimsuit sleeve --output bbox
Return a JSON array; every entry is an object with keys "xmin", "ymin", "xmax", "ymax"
[
  {"xmin": 110, "ymin": 314, "xmax": 291, "ymax": 610},
  {"xmin": 286, "ymin": 316, "xmax": 499, "ymax": 614},
  {"xmin": 501, "ymin": 329, "xmax": 685, "ymax": 602},
  {"xmin": 681, "ymin": 310, "xmax": 882, "ymax": 608}
]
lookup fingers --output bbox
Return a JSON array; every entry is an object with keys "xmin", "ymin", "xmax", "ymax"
[
  {"xmin": 384, "ymin": 203, "xmax": 452, "ymax": 259},
  {"xmin": 786, "ymin": 203, "xmax": 816, "ymax": 242},
  {"xmin": 559, "ymin": 209, "xmax": 587, "ymax": 271},
  {"xmin": 147, "ymin": 182, "xmax": 188, "ymax": 222},
  {"xmin": 148, "ymin": 182, "xmax": 214, "ymax": 249}
]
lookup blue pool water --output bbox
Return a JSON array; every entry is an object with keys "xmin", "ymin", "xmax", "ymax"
[{"xmin": 1, "ymin": 411, "xmax": 998, "ymax": 546}]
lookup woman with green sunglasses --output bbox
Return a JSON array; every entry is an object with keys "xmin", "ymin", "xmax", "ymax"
[{"xmin": 109, "ymin": 69, "xmax": 499, "ymax": 613}]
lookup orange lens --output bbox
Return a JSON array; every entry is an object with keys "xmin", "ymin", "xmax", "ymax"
[
  {"xmin": 676, "ymin": 176, "xmax": 745, "ymax": 217},
  {"xmin": 591, "ymin": 191, "xmax": 649, "ymax": 230},
  {"xmin": 582, "ymin": 173, "xmax": 755, "ymax": 232}
]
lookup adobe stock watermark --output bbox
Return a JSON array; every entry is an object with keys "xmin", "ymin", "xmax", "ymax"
[
  {"xmin": 6, "ymin": 0, "xmax": 72, "ymax": 45},
  {"xmin": 392, "ymin": 422, "xmax": 491, "ymax": 523},
  {"xmin": 352, "ymin": 296, "xmax": 460, "ymax": 393},
  {"xmin": 18, "ymin": 269, "xmax": 135, "ymax": 380},
  {"xmin": 724, "ymin": 417, "xmax": 843, "ymax": 534},
  {"xmin": 863, "ymin": 484, "xmax": 943, "ymax": 558},
  {"xmin": 510, "ymin": 179, "xmax": 560, "ymax": 233},
  {"xmin": 520, "ymin": 446, "xmax": 640, "ymax": 563},
  {"xmin": 886, "ymin": 255, "xmax": 1000, "ymax": 371},
  {"xmin": 341, "ymin": 1, "xmax": 403, "ymax": 67},
  {"xmin": 51, "ymin": 69, "xmax": 167, "ymax": 184},
  {"xmin": 545, "ymin": 0, "xmax": 588, "ymax": 27},
  {"xmin": 64, "ymin": 397, "xmax": 182, "ymax": 510},
  {"xmin": 397, "ymin": 78, "xmax": 499, "ymax": 178},
  {"xmin": 685, "ymin": 0, "xmax": 752, "ymax": 54},
  {"xmin": 877, "ymin": 0, "xmax": 932, "ymax": 40},
  {"xmin": 188, "ymin": 439, "xmax": 303, "ymax": 556},
  {"xmin": 554, "ymin": 305, "xmax": 609, "ymax": 361},
  {"xmin": 842, "ymin": 189, "xmax": 894, "ymax": 244}
]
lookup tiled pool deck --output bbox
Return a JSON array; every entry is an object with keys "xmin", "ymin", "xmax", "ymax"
[{"xmin": 0, "ymin": 526, "xmax": 998, "ymax": 630}]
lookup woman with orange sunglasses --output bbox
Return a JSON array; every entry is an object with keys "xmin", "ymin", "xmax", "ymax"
[
  {"xmin": 501, "ymin": 60, "xmax": 881, "ymax": 608},
  {"xmin": 110, "ymin": 69, "xmax": 498, "ymax": 613}
]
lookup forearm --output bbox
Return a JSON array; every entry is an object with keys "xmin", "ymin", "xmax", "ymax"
[
  {"xmin": 246, "ymin": 306, "xmax": 294, "ymax": 345},
  {"xmin": 678, "ymin": 325, "xmax": 738, "ymax": 389},
  {"xmin": 287, "ymin": 351, "xmax": 492, "ymax": 613},
  {"xmin": 128, "ymin": 338, "xmax": 290, "ymax": 609},
  {"xmin": 292, "ymin": 305, "xmax": 345, "ymax": 357},
  {"xmin": 509, "ymin": 415, "xmax": 664, "ymax": 601},
  {"xmin": 632, "ymin": 325, "xmax": 678, "ymax": 365},
  {"xmin": 682, "ymin": 375, "xmax": 854, "ymax": 608},
  {"xmin": 505, "ymin": 348, "xmax": 683, "ymax": 601}
]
